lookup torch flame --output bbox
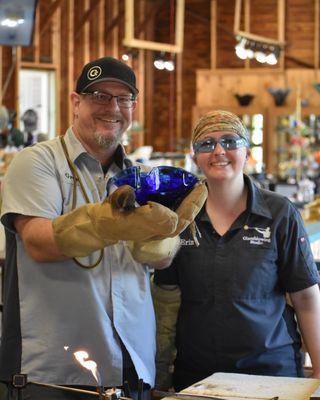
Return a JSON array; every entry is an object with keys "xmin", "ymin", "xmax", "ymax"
[{"xmin": 74, "ymin": 350, "xmax": 100, "ymax": 383}]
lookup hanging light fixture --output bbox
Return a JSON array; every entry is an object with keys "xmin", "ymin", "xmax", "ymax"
[
  {"xmin": 234, "ymin": 35, "xmax": 282, "ymax": 65},
  {"xmin": 121, "ymin": 48, "xmax": 139, "ymax": 62},
  {"xmin": 233, "ymin": 0, "xmax": 285, "ymax": 66},
  {"xmin": 153, "ymin": 52, "xmax": 175, "ymax": 71}
]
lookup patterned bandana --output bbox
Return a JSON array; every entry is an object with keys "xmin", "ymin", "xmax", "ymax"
[{"xmin": 192, "ymin": 110, "xmax": 249, "ymax": 145}]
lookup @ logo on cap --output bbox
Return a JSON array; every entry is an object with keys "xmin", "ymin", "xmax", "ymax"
[{"xmin": 87, "ymin": 66, "xmax": 102, "ymax": 81}]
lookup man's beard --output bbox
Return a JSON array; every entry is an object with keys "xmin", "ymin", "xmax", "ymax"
[{"xmin": 94, "ymin": 131, "xmax": 122, "ymax": 149}]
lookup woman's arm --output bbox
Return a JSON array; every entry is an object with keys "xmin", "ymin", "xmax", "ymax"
[{"xmin": 290, "ymin": 284, "xmax": 320, "ymax": 378}]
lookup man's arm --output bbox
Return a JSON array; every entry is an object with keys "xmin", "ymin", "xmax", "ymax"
[
  {"xmin": 14, "ymin": 215, "xmax": 67, "ymax": 262},
  {"xmin": 289, "ymin": 284, "xmax": 320, "ymax": 378},
  {"xmin": 14, "ymin": 186, "xmax": 180, "ymax": 263}
]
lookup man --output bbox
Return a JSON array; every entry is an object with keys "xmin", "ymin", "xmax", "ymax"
[{"xmin": 0, "ymin": 57, "xmax": 206, "ymax": 400}]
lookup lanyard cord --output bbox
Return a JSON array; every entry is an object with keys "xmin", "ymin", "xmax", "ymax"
[{"xmin": 59, "ymin": 136, "xmax": 103, "ymax": 269}]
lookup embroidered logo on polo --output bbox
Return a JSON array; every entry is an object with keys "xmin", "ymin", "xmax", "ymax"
[
  {"xmin": 87, "ymin": 66, "xmax": 102, "ymax": 80},
  {"xmin": 64, "ymin": 172, "xmax": 74, "ymax": 180},
  {"xmin": 242, "ymin": 225, "xmax": 271, "ymax": 245}
]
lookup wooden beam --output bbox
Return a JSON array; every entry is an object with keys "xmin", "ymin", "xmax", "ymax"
[
  {"xmin": 234, "ymin": 0, "xmax": 241, "ymax": 33},
  {"xmin": 144, "ymin": 8, "xmax": 154, "ymax": 146},
  {"xmin": 105, "ymin": 13, "xmax": 123, "ymax": 36},
  {"xmin": 66, "ymin": 0, "xmax": 74, "ymax": 126},
  {"xmin": 20, "ymin": 61, "xmax": 57, "ymax": 69},
  {"xmin": 98, "ymin": 0, "xmax": 105, "ymax": 58},
  {"xmin": 176, "ymin": 52, "xmax": 183, "ymax": 144},
  {"xmin": 74, "ymin": 0, "xmax": 102, "ymax": 41},
  {"xmin": 14, "ymin": 47, "xmax": 21, "ymax": 129},
  {"xmin": 1, "ymin": 47, "xmax": 18, "ymax": 105},
  {"xmin": 210, "ymin": 0, "xmax": 217, "ymax": 69},
  {"xmin": 315, "ymin": 0, "xmax": 319, "ymax": 69},
  {"xmin": 234, "ymin": 0, "xmax": 286, "ymax": 48},
  {"xmin": 53, "ymin": 3, "xmax": 61, "ymax": 136},
  {"xmin": 39, "ymin": 0, "xmax": 64, "ymax": 37},
  {"xmin": 111, "ymin": 0, "xmax": 119, "ymax": 58},
  {"xmin": 278, "ymin": 0, "xmax": 286, "ymax": 70},
  {"xmin": 83, "ymin": 0, "xmax": 90, "ymax": 64},
  {"xmin": 136, "ymin": 0, "xmax": 146, "ymax": 133},
  {"xmin": 135, "ymin": 1, "xmax": 162, "ymax": 38},
  {"xmin": 236, "ymin": 29, "xmax": 285, "ymax": 46},
  {"xmin": 123, "ymin": 0, "xmax": 185, "ymax": 53},
  {"xmin": 34, "ymin": 3, "xmax": 40, "ymax": 63},
  {"xmin": 244, "ymin": 0, "xmax": 250, "ymax": 69}
]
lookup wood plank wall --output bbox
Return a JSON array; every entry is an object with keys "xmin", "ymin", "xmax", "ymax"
[{"xmin": 0, "ymin": 0, "xmax": 320, "ymax": 154}]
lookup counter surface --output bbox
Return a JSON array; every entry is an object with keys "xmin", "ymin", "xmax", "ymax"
[{"xmin": 170, "ymin": 372, "xmax": 320, "ymax": 400}]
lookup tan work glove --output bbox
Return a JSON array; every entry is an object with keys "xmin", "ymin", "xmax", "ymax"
[
  {"xmin": 128, "ymin": 236, "xmax": 181, "ymax": 264},
  {"xmin": 128, "ymin": 181, "xmax": 208, "ymax": 264},
  {"xmin": 52, "ymin": 185, "xmax": 178, "ymax": 258},
  {"xmin": 173, "ymin": 180, "xmax": 207, "ymax": 236}
]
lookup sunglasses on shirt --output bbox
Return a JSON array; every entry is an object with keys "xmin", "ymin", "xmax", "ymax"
[{"xmin": 193, "ymin": 135, "xmax": 248, "ymax": 154}]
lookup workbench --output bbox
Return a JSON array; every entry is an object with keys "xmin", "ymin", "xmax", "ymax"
[{"xmin": 175, "ymin": 372, "xmax": 320, "ymax": 400}]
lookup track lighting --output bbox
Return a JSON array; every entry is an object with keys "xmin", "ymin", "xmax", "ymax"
[{"xmin": 235, "ymin": 35, "xmax": 281, "ymax": 65}]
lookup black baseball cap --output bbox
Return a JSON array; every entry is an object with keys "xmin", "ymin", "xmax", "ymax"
[{"xmin": 75, "ymin": 56, "xmax": 139, "ymax": 96}]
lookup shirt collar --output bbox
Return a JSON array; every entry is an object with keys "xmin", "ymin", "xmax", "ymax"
[
  {"xmin": 244, "ymin": 174, "xmax": 273, "ymax": 219},
  {"xmin": 198, "ymin": 175, "xmax": 273, "ymax": 223},
  {"xmin": 63, "ymin": 127, "xmax": 129, "ymax": 169}
]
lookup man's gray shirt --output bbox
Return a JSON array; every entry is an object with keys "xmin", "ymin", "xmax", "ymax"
[{"xmin": 0, "ymin": 128, "xmax": 156, "ymax": 386}]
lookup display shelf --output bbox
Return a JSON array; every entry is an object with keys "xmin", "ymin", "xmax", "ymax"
[{"xmin": 270, "ymin": 107, "xmax": 320, "ymax": 181}]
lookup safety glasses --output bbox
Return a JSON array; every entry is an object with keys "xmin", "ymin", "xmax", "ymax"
[
  {"xmin": 193, "ymin": 135, "xmax": 248, "ymax": 154},
  {"xmin": 111, "ymin": 166, "xmax": 198, "ymax": 208}
]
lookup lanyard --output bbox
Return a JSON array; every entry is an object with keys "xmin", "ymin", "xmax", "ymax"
[{"xmin": 60, "ymin": 135, "xmax": 103, "ymax": 269}]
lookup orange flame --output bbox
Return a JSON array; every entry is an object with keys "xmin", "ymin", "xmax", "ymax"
[{"xmin": 74, "ymin": 350, "xmax": 99, "ymax": 383}]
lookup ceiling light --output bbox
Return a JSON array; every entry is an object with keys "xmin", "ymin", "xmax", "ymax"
[
  {"xmin": 121, "ymin": 53, "xmax": 129, "ymax": 61},
  {"xmin": 164, "ymin": 60, "xmax": 175, "ymax": 71},
  {"xmin": 153, "ymin": 53, "xmax": 175, "ymax": 71},
  {"xmin": 265, "ymin": 53, "xmax": 278, "ymax": 65},
  {"xmin": 255, "ymin": 51, "xmax": 267, "ymax": 63},
  {"xmin": 154, "ymin": 59, "xmax": 165, "ymax": 70},
  {"xmin": 234, "ymin": 35, "xmax": 281, "ymax": 65}
]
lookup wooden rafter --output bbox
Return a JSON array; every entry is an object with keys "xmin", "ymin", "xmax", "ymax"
[
  {"xmin": 123, "ymin": 0, "xmax": 185, "ymax": 53},
  {"xmin": 74, "ymin": 0, "xmax": 102, "ymax": 40},
  {"xmin": 234, "ymin": 0, "xmax": 285, "ymax": 46},
  {"xmin": 39, "ymin": 0, "xmax": 65, "ymax": 37},
  {"xmin": 315, "ymin": 0, "xmax": 319, "ymax": 69},
  {"xmin": 135, "ymin": 1, "xmax": 162, "ymax": 37},
  {"xmin": 105, "ymin": 13, "xmax": 123, "ymax": 36}
]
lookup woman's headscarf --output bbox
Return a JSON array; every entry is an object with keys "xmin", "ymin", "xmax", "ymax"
[{"xmin": 192, "ymin": 110, "xmax": 249, "ymax": 146}]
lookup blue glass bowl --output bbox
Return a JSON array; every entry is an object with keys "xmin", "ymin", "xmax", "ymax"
[{"xmin": 111, "ymin": 166, "xmax": 199, "ymax": 208}]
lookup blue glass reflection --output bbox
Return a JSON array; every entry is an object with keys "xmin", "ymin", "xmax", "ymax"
[{"xmin": 111, "ymin": 166, "xmax": 199, "ymax": 208}]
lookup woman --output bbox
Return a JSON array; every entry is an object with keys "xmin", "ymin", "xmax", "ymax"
[{"xmin": 153, "ymin": 110, "xmax": 320, "ymax": 391}]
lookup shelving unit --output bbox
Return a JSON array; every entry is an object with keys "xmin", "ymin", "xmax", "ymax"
[{"xmin": 269, "ymin": 107, "xmax": 320, "ymax": 181}]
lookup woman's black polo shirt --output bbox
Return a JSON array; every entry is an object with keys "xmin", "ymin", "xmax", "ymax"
[{"xmin": 154, "ymin": 175, "xmax": 320, "ymax": 390}]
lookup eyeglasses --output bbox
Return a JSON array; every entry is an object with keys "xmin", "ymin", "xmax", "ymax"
[
  {"xmin": 193, "ymin": 135, "xmax": 248, "ymax": 154},
  {"xmin": 81, "ymin": 90, "xmax": 136, "ymax": 108}
]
